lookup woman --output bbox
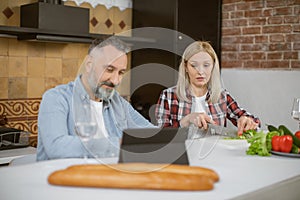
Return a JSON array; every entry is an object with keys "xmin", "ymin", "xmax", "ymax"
[{"xmin": 155, "ymin": 41, "xmax": 260, "ymax": 135}]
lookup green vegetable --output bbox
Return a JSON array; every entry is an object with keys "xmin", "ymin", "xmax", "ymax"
[
  {"xmin": 291, "ymin": 144, "xmax": 299, "ymax": 154},
  {"xmin": 242, "ymin": 130, "xmax": 256, "ymax": 139},
  {"xmin": 267, "ymin": 124, "xmax": 284, "ymax": 136},
  {"xmin": 278, "ymin": 125, "xmax": 300, "ymax": 148},
  {"xmin": 246, "ymin": 130, "xmax": 279, "ymax": 156},
  {"xmin": 267, "ymin": 124, "xmax": 278, "ymax": 132},
  {"xmin": 223, "ymin": 130, "xmax": 255, "ymax": 140}
]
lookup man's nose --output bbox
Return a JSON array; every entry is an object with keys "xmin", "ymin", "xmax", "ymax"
[{"xmin": 110, "ymin": 72, "xmax": 120, "ymax": 86}]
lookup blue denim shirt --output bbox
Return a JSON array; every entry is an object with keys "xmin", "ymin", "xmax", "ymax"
[{"xmin": 37, "ymin": 76, "xmax": 154, "ymax": 161}]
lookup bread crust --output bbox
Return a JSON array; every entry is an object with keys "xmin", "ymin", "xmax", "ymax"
[
  {"xmin": 67, "ymin": 163, "xmax": 219, "ymax": 182},
  {"xmin": 48, "ymin": 163, "xmax": 219, "ymax": 191}
]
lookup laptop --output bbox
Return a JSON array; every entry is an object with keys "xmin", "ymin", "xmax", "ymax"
[{"xmin": 118, "ymin": 127, "xmax": 189, "ymax": 165}]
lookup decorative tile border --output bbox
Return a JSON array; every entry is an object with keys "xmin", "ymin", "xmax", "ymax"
[
  {"xmin": 0, "ymin": 98, "xmax": 41, "ymax": 147},
  {"xmin": 63, "ymin": 0, "xmax": 132, "ymax": 10}
]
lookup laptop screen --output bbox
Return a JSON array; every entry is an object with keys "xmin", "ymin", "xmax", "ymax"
[{"xmin": 119, "ymin": 127, "xmax": 189, "ymax": 165}]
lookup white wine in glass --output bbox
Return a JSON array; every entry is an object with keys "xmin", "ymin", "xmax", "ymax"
[{"xmin": 291, "ymin": 98, "xmax": 300, "ymax": 129}]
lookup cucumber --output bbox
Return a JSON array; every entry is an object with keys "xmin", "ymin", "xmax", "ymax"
[
  {"xmin": 278, "ymin": 125, "xmax": 300, "ymax": 148},
  {"xmin": 291, "ymin": 144, "xmax": 299, "ymax": 154},
  {"xmin": 267, "ymin": 124, "xmax": 283, "ymax": 135},
  {"xmin": 267, "ymin": 124, "xmax": 278, "ymax": 132}
]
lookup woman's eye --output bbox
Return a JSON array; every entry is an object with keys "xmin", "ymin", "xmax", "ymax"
[
  {"xmin": 204, "ymin": 63, "xmax": 212, "ymax": 67},
  {"xmin": 191, "ymin": 64, "xmax": 197, "ymax": 68}
]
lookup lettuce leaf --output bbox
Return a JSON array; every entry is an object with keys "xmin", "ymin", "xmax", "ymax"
[{"xmin": 245, "ymin": 130, "xmax": 279, "ymax": 156}]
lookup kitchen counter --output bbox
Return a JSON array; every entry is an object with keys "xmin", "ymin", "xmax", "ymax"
[
  {"xmin": 0, "ymin": 146, "xmax": 36, "ymax": 165},
  {"xmin": 0, "ymin": 136, "xmax": 299, "ymax": 200}
]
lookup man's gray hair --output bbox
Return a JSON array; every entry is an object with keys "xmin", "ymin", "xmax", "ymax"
[{"xmin": 88, "ymin": 36, "xmax": 130, "ymax": 55}]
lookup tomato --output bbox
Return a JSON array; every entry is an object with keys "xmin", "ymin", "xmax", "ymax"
[
  {"xmin": 279, "ymin": 135, "xmax": 293, "ymax": 153},
  {"xmin": 271, "ymin": 136, "xmax": 281, "ymax": 151},
  {"xmin": 295, "ymin": 131, "xmax": 300, "ymax": 140}
]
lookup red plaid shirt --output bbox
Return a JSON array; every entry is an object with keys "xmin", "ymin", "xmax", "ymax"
[{"xmin": 155, "ymin": 86, "xmax": 261, "ymax": 127}]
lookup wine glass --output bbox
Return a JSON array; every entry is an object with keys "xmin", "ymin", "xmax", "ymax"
[
  {"xmin": 291, "ymin": 98, "xmax": 300, "ymax": 129},
  {"xmin": 74, "ymin": 102, "xmax": 97, "ymax": 159}
]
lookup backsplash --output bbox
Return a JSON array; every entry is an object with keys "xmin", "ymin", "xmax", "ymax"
[
  {"xmin": 0, "ymin": 0, "xmax": 132, "ymax": 145},
  {"xmin": 0, "ymin": 0, "xmax": 132, "ymax": 98},
  {"xmin": 0, "ymin": 98, "xmax": 40, "ymax": 146}
]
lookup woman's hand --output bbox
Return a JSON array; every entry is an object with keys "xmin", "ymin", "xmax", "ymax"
[
  {"xmin": 237, "ymin": 116, "xmax": 259, "ymax": 136},
  {"xmin": 180, "ymin": 113, "xmax": 213, "ymax": 129}
]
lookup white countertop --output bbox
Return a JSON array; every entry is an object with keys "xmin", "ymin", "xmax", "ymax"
[
  {"xmin": 0, "ymin": 137, "xmax": 300, "ymax": 200},
  {"xmin": 0, "ymin": 146, "xmax": 36, "ymax": 165}
]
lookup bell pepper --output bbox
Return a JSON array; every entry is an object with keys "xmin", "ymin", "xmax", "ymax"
[
  {"xmin": 295, "ymin": 131, "xmax": 300, "ymax": 140},
  {"xmin": 271, "ymin": 135, "xmax": 293, "ymax": 153},
  {"xmin": 271, "ymin": 135, "xmax": 281, "ymax": 151},
  {"xmin": 279, "ymin": 135, "xmax": 293, "ymax": 153}
]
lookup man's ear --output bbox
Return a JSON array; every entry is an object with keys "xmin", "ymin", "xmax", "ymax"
[{"xmin": 85, "ymin": 55, "xmax": 93, "ymax": 72}]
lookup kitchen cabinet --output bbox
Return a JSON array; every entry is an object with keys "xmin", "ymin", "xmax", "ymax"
[{"xmin": 130, "ymin": 0, "xmax": 222, "ymax": 121}]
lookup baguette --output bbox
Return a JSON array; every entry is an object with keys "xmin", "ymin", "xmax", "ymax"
[
  {"xmin": 48, "ymin": 163, "xmax": 219, "ymax": 191},
  {"xmin": 67, "ymin": 162, "xmax": 219, "ymax": 182}
]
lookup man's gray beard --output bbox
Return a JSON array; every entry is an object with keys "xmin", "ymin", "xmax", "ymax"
[
  {"xmin": 94, "ymin": 86, "xmax": 115, "ymax": 101},
  {"xmin": 87, "ymin": 73, "xmax": 115, "ymax": 101}
]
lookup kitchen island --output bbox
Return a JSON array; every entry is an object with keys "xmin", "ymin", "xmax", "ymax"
[{"xmin": 0, "ymin": 136, "xmax": 299, "ymax": 200}]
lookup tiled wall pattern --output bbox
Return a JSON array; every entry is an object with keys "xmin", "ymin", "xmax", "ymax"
[
  {"xmin": 0, "ymin": 0, "xmax": 132, "ymax": 145},
  {"xmin": 0, "ymin": 98, "xmax": 40, "ymax": 146},
  {"xmin": 0, "ymin": 0, "xmax": 132, "ymax": 100}
]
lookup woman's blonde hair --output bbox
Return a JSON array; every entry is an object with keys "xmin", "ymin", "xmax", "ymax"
[{"xmin": 176, "ymin": 41, "xmax": 222, "ymax": 103}]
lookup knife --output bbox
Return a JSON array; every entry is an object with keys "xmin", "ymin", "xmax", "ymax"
[
  {"xmin": 189, "ymin": 123, "xmax": 238, "ymax": 139},
  {"xmin": 208, "ymin": 123, "xmax": 238, "ymax": 138}
]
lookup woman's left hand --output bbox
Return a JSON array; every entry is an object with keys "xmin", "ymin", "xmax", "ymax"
[{"xmin": 237, "ymin": 116, "xmax": 259, "ymax": 136}]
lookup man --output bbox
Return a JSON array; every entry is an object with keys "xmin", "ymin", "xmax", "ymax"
[{"xmin": 37, "ymin": 37, "xmax": 154, "ymax": 161}]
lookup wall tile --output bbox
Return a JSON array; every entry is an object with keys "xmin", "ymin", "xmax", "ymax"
[
  {"xmin": 0, "ymin": 38, "xmax": 9, "ymax": 55},
  {"xmin": 78, "ymin": 44, "xmax": 89, "ymax": 60},
  {"xmin": 62, "ymin": 58, "xmax": 79, "ymax": 78},
  {"xmin": 8, "ymin": 0, "xmax": 33, "ymax": 7},
  {"xmin": 0, "ymin": 77, "xmax": 8, "ymax": 99},
  {"xmin": 8, "ymin": 56, "xmax": 27, "ymax": 77},
  {"xmin": 62, "ymin": 77, "xmax": 74, "ymax": 84},
  {"xmin": 93, "ymin": 23, "xmax": 113, "ymax": 34},
  {"xmin": 62, "ymin": 44, "xmax": 79, "ymax": 58},
  {"xmin": 90, "ymin": 5, "xmax": 112, "ymax": 34},
  {"xmin": 1, "ymin": 1, "xmax": 132, "ymax": 101},
  {"xmin": 45, "ymin": 77, "xmax": 62, "ymax": 91},
  {"xmin": 45, "ymin": 43, "xmax": 64, "ymax": 58},
  {"xmin": 114, "ymin": 7, "xmax": 132, "ymax": 33},
  {"xmin": 45, "ymin": 58, "xmax": 62, "ymax": 78},
  {"xmin": 8, "ymin": 39, "xmax": 27, "ymax": 56},
  {"xmin": 27, "ymin": 77, "xmax": 44, "ymax": 98},
  {"xmin": 28, "ymin": 57, "xmax": 45, "ymax": 77},
  {"xmin": 63, "ymin": 1, "xmax": 77, "ymax": 7},
  {"xmin": 0, "ymin": 0, "xmax": 9, "ymax": 15},
  {"xmin": 95, "ymin": 5, "xmax": 109, "ymax": 22},
  {"xmin": 8, "ymin": 6, "xmax": 19, "ymax": 26},
  {"xmin": 8, "ymin": 77, "xmax": 27, "ymax": 99},
  {"xmin": 0, "ymin": 14, "xmax": 7, "ymax": 26},
  {"xmin": 27, "ymin": 42, "xmax": 46, "ymax": 57},
  {"xmin": 0, "ymin": 56, "xmax": 8, "ymax": 77}
]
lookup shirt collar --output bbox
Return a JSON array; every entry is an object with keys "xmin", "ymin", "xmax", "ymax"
[{"xmin": 185, "ymin": 87, "xmax": 211, "ymax": 101}]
